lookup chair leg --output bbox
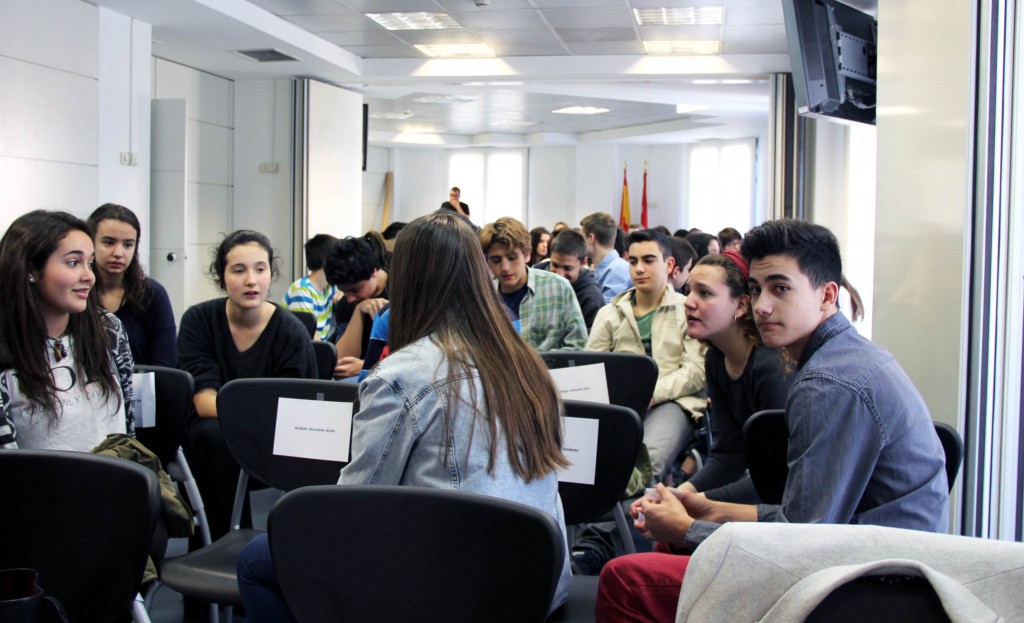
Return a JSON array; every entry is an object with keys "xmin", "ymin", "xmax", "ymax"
[
  {"xmin": 210, "ymin": 602, "xmax": 220, "ymax": 623},
  {"xmin": 612, "ymin": 504, "xmax": 637, "ymax": 555},
  {"xmin": 131, "ymin": 593, "xmax": 153, "ymax": 623}
]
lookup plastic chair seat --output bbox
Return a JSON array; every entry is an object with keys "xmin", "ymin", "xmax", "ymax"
[{"xmin": 159, "ymin": 528, "xmax": 262, "ymax": 605}]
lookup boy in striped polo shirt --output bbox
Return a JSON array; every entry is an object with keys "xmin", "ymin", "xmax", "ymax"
[{"xmin": 282, "ymin": 234, "xmax": 338, "ymax": 341}]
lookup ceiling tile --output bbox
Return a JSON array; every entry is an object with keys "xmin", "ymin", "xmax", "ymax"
[
  {"xmin": 340, "ymin": 0, "xmax": 448, "ymax": 11},
  {"xmin": 344, "ymin": 44, "xmax": 421, "ymax": 58},
  {"xmin": 247, "ymin": 0, "xmax": 354, "ymax": 16},
  {"xmin": 318, "ymin": 30, "xmax": 405, "ymax": 46},
  {"xmin": 562, "ymin": 40, "xmax": 646, "ymax": 54},
  {"xmin": 449, "ymin": 9, "xmax": 550, "ymax": 30},
  {"xmin": 638, "ymin": 25, "xmax": 723, "ymax": 39},
  {"xmin": 540, "ymin": 7, "xmax": 635, "ymax": 28},
  {"xmin": 435, "ymin": 0, "xmax": 537, "ymax": 8},
  {"xmin": 388, "ymin": 29, "xmax": 483, "ymax": 45},
  {"xmin": 630, "ymin": 0, "xmax": 726, "ymax": 7},
  {"xmin": 721, "ymin": 24, "xmax": 787, "ymax": 53},
  {"xmin": 282, "ymin": 13, "xmax": 374, "ymax": 31},
  {"xmin": 476, "ymin": 28, "xmax": 562, "ymax": 45},
  {"xmin": 556, "ymin": 27, "xmax": 639, "ymax": 43},
  {"xmin": 529, "ymin": 0, "xmax": 627, "ymax": 6},
  {"xmin": 725, "ymin": 6, "xmax": 784, "ymax": 25},
  {"xmin": 487, "ymin": 41, "xmax": 569, "ymax": 56}
]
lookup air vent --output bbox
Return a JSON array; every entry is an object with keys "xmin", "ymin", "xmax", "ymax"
[{"xmin": 232, "ymin": 49, "xmax": 300, "ymax": 63}]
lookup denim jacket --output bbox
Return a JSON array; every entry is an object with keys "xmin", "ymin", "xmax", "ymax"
[
  {"xmin": 686, "ymin": 312, "xmax": 949, "ymax": 547},
  {"xmin": 338, "ymin": 334, "xmax": 571, "ymax": 611}
]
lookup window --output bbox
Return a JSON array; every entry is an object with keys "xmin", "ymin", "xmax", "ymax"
[{"xmin": 685, "ymin": 138, "xmax": 756, "ymax": 233}]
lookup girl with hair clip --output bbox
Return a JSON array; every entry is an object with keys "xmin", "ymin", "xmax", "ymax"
[
  {"xmin": 675, "ymin": 250, "xmax": 794, "ymax": 502},
  {"xmin": 177, "ymin": 230, "xmax": 317, "ymax": 545},
  {"xmin": 236, "ymin": 213, "xmax": 573, "ymax": 621},
  {"xmin": 88, "ymin": 203, "xmax": 177, "ymax": 366},
  {"xmin": 0, "ymin": 210, "xmax": 134, "ymax": 451}
]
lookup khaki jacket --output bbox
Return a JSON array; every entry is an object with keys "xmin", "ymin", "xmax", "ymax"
[{"xmin": 586, "ymin": 286, "xmax": 707, "ymax": 418}]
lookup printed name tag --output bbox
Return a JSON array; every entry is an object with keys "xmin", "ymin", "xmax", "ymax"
[
  {"xmin": 548, "ymin": 363, "xmax": 610, "ymax": 404},
  {"xmin": 272, "ymin": 397, "xmax": 353, "ymax": 462},
  {"xmin": 558, "ymin": 416, "xmax": 600, "ymax": 485}
]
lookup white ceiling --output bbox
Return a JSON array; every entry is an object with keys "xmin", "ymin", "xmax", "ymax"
[{"xmin": 88, "ymin": 0, "xmax": 877, "ymax": 146}]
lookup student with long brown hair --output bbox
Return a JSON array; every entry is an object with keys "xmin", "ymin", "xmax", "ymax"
[
  {"xmin": 0, "ymin": 210, "xmax": 134, "ymax": 450},
  {"xmin": 237, "ymin": 212, "xmax": 573, "ymax": 621}
]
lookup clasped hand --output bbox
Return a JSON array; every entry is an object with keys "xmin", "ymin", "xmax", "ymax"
[{"xmin": 630, "ymin": 483, "xmax": 718, "ymax": 545}]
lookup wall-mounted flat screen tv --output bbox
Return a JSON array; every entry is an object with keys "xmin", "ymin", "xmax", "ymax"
[{"xmin": 782, "ymin": 0, "xmax": 877, "ymax": 125}]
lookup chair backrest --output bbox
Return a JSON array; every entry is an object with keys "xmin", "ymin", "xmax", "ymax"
[
  {"xmin": 290, "ymin": 310, "xmax": 317, "ymax": 338},
  {"xmin": 559, "ymin": 400, "xmax": 643, "ymax": 525},
  {"xmin": 270, "ymin": 485, "xmax": 563, "ymax": 623},
  {"xmin": 540, "ymin": 351, "xmax": 659, "ymax": 418},
  {"xmin": 744, "ymin": 412, "xmax": 963, "ymax": 504},
  {"xmin": 0, "ymin": 450, "xmax": 161, "ymax": 622},
  {"xmin": 742, "ymin": 408, "xmax": 788, "ymax": 505},
  {"xmin": 933, "ymin": 422, "xmax": 963, "ymax": 490},
  {"xmin": 217, "ymin": 378, "xmax": 358, "ymax": 492},
  {"xmin": 133, "ymin": 365, "xmax": 195, "ymax": 468},
  {"xmin": 311, "ymin": 340, "xmax": 338, "ymax": 380}
]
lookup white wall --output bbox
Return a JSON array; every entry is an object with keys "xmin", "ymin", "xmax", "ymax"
[
  {"xmin": 392, "ymin": 149, "xmax": 448, "ymax": 222},
  {"xmin": 151, "ymin": 58, "xmax": 234, "ymax": 316},
  {"xmin": 873, "ymin": 0, "xmax": 973, "ymax": 430},
  {"xmin": 0, "ymin": 0, "xmax": 99, "ymax": 228},
  {"xmin": 527, "ymin": 147, "xmax": 576, "ymax": 229},
  {"xmin": 233, "ymin": 79, "xmax": 294, "ymax": 284}
]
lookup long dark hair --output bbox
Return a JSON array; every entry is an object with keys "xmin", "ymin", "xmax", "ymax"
[
  {"xmin": 87, "ymin": 203, "xmax": 152, "ymax": 314},
  {"xmin": 0, "ymin": 211, "xmax": 121, "ymax": 419},
  {"xmin": 389, "ymin": 213, "xmax": 569, "ymax": 482}
]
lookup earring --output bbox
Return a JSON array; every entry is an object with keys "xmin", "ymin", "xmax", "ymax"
[{"xmin": 28, "ymin": 275, "xmax": 36, "ymax": 283}]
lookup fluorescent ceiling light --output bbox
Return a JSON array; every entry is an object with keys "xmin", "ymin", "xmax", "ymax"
[
  {"xmin": 491, "ymin": 119, "xmax": 540, "ymax": 127},
  {"xmin": 367, "ymin": 12, "xmax": 460, "ymax": 31},
  {"xmin": 676, "ymin": 104, "xmax": 708, "ymax": 114},
  {"xmin": 643, "ymin": 40, "xmax": 721, "ymax": 55},
  {"xmin": 553, "ymin": 106, "xmax": 610, "ymax": 115},
  {"xmin": 633, "ymin": 7, "xmax": 723, "ymax": 26},
  {"xmin": 415, "ymin": 43, "xmax": 495, "ymax": 58}
]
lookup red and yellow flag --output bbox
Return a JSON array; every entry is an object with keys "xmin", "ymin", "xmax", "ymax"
[
  {"xmin": 641, "ymin": 161, "xmax": 649, "ymax": 229},
  {"xmin": 619, "ymin": 163, "xmax": 630, "ymax": 230}
]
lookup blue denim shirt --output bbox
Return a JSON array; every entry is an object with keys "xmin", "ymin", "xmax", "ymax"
[
  {"xmin": 686, "ymin": 312, "xmax": 949, "ymax": 547},
  {"xmin": 594, "ymin": 252, "xmax": 632, "ymax": 304},
  {"xmin": 338, "ymin": 335, "xmax": 571, "ymax": 611}
]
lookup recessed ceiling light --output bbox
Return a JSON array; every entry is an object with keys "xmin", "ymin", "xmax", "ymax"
[
  {"xmin": 633, "ymin": 7, "xmax": 724, "ymax": 26},
  {"xmin": 553, "ymin": 106, "xmax": 610, "ymax": 115},
  {"xmin": 643, "ymin": 40, "xmax": 721, "ymax": 55},
  {"xmin": 414, "ymin": 43, "xmax": 495, "ymax": 58},
  {"xmin": 413, "ymin": 95, "xmax": 475, "ymax": 105},
  {"xmin": 676, "ymin": 104, "xmax": 708, "ymax": 113},
  {"xmin": 491, "ymin": 119, "xmax": 540, "ymax": 127},
  {"xmin": 370, "ymin": 111, "xmax": 415, "ymax": 120},
  {"xmin": 366, "ymin": 12, "xmax": 460, "ymax": 31}
]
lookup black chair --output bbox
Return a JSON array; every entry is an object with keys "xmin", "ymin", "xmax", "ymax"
[
  {"xmin": 0, "ymin": 450, "xmax": 161, "ymax": 622},
  {"xmin": 933, "ymin": 422, "xmax": 964, "ymax": 488},
  {"xmin": 289, "ymin": 310, "xmax": 317, "ymax": 338},
  {"xmin": 744, "ymin": 410, "xmax": 963, "ymax": 505},
  {"xmin": 157, "ymin": 378, "xmax": 358, "ymax": 622},
  {"xmin": 548, "ymin": 400, "xmax": 643, "ymax": 623},
  {"xmin": 742, "ymin": 408, "xmax": 788, "ymax": 504},
  {"xmin": 311, "ymin": 340, "xmax": 338, "ymax": 380},
  {"xmin": 270, "ymin": 485, "xmax": 564, "ymax": 623},
  {"xmin": 540, "ymin": 351, "xmax": 658, "ymax": 421}
]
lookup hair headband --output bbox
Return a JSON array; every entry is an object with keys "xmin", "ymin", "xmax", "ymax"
[{"xmin": 721, "ymin": 249, "xmax": 750, "ymax": 280}]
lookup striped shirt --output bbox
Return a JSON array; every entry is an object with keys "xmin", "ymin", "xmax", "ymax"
[{"xmin": 282, "ymin": 276, "xmax": 337, "ymax": 341}]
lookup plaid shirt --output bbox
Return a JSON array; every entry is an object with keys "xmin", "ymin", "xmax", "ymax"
[{"xmin": 498, "ymin": 267, "xmax": 587, "ymax": 351}]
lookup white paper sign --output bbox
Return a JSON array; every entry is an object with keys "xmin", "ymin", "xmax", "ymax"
[
  {"xmin": 131, "ymin": 372, "xmax": 156, "ymax": 428},
  {"xmin": 548, "ymin": 363, "xmax": 610, "ymax": 404},
  {"xmin": 557, "ymin": 416, "xmax": 600, "ymax": 485},
  {"xmin": 272, "ymin": 397, "xmax": 353, "ymax": 462}
]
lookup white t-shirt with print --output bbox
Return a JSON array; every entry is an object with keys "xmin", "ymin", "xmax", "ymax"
[{"xmin": 4, "ymin": 335, "xmax": 126, "ymax": 451}]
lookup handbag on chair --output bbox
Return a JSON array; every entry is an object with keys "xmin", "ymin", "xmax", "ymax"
[{"xmin": 0, "ymin": 569, "xmax": 68, "ymax": 623}]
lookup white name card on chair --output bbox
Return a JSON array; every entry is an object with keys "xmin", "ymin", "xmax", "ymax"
[
  {"xmin": 273, "ymin": 398, "xmax": 353, "ymax": 462},
  {"xmin": 548, "ymin": 363, "xmax": 610, "ymax": 404},
  {"xmin": 558, "ymin": 416, "xmax": 600, "ymax": 485},
  {"xmin": 131, "ymin": 372, "xmax": 156, "ymax": 428}
]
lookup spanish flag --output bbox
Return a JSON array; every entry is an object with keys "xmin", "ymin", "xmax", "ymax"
[
  {"xmin": 619, "ymin": 163, "xmax": 630, "ymax": 230},
  {"xmin": 641, "ymin": 161, "xmax": 649, "ymax": 228}
]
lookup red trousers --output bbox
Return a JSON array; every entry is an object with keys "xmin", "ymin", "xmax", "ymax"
[{"xmin": 595, "ymin": 550, "xmax": 690, "ymax": 623}]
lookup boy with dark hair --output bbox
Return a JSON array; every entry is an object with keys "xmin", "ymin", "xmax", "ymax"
[
  {"xmin": 481, "ymin": 217, "xmax": 587, "ymax": 351},
  {"xmin": 718, "ymin": 226, "xmax": 743, "ymax": 253},
  {"xmin": 324, "ymin": 235, "xmax": 389, "ymax": 378},
  {"xmin": 596, "ymin": 219, "xmax": 949, "ymax": 623},
  {"xmin": 581, "ymin": 212, "xmax": 632, "ymax": 303},
  {"xmin": 282, "ymin": 233, "xmax": 338, "ymax": 341},
  {"xmin": 587, "ymin": 229, "xmax": 706, "ymax": 482},
  {"xmin": 547, "ymin": 230, "xmax": 605, "ymax": 331},
  {"xmin": 667, "ymin": 236, "xmax": 696, "ymax": 291}
]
